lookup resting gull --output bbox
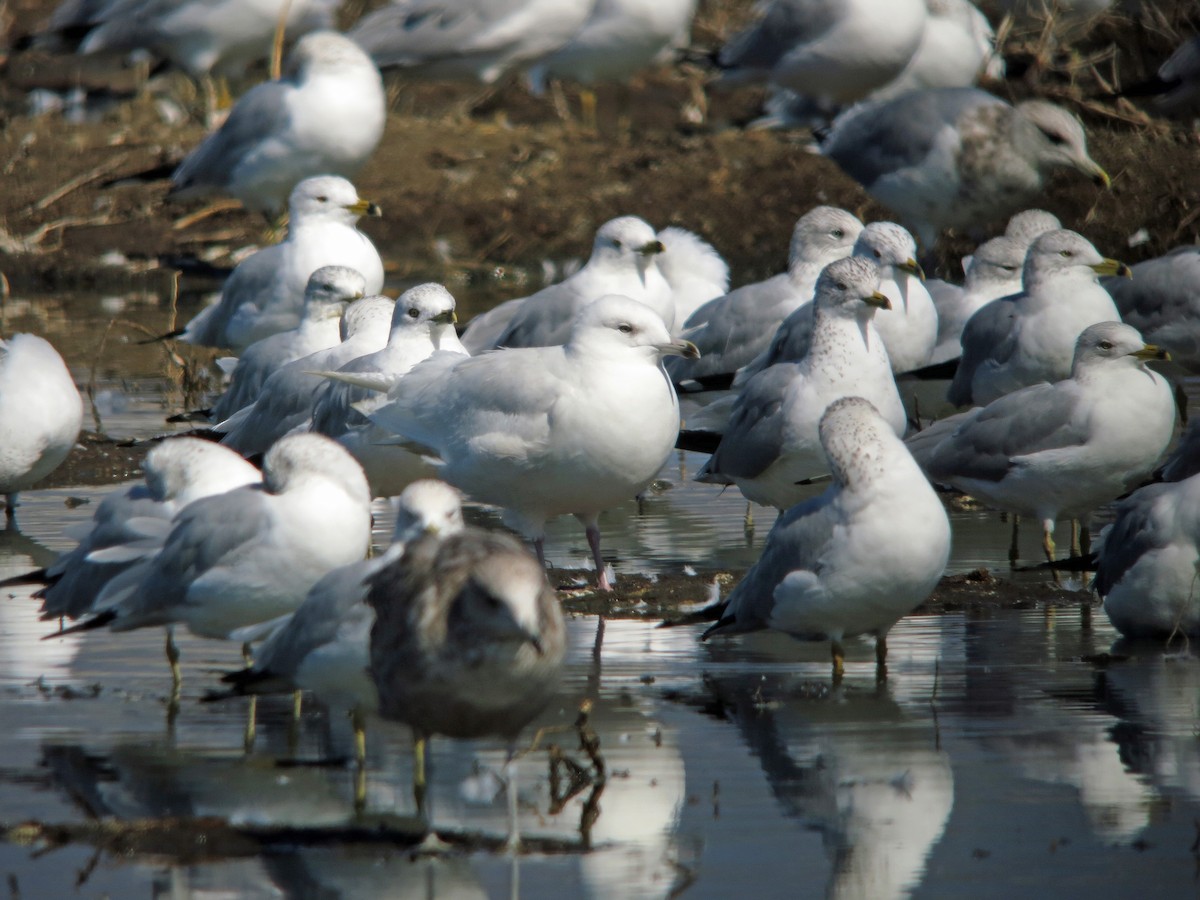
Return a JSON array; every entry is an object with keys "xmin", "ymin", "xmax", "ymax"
[{"xmin": 1106, "ymin": 244, "xmax": 1200, "ymax": 373}]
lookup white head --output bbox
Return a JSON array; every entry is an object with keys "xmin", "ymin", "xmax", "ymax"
[
  {"xmin": 788, "ymin": 206, "xmax": 863, "ymax": 270},
  {"xmin": 262, "ymin": 432, "xmax": 371, "ymax": 505},
  {"xmin": 813, "ymin": 257, "xmax": 891, "ymax": 323},
  {"xmin": 567, "ymin": 294, "xmax": 698, "ymax": 360},
  {"xmin": 391, "ymin": 479, "xmax": 464, "ymax": 544},
  {"xmin": 1005, "ymin": 209, "xmax": 1062, "ymax": 250},
  {"xmin": 301, "ymin": 265, "xmax": 367, "ymax": 322},
  {"xmin": 1023, "ymin": 229, "xmax": 1128, "ymax": 286},
  {"xmin": 339, "ymin": 295, "xmax": 395, "ymax": 342},
  {"xmin": 589, "ymin": 216, "xmax": 665, "ymax": 272},
  {"xmin": 655, "ymin": 227, "xmax": 729, "ymax": 295},
  {"xmin": 143, "ymin": 438, "xmax": 261, "ymax": 506},
  {"xmin": 965, "ymin": 236, "xmax": 1025, "ymax": 291},
  {"xmin": 852, "ymin": 222, "xmax": 924, "ymax": 281},
  {"xmin": 1014, "ymin": 101, "xmax": 1110, "ymax": 187},
  {"xmin": 288, "ymin": 175, "xmax": 381, "ymax": 225},
  {"xmin": 1071, "ymin": 321, "xmax": 1168, "ymax": 378},
  {"xmin": 388, "ymin": 282, "xmax": 458, "ymax": 338},
  {"xmin": 287, "ymin": 30, "xmax": 381, "ymax": 79}
]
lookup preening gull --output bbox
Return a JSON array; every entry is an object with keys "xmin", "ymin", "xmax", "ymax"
[
  {"xmin": 367, "ymin": 524, "xmax": 565, "ymax": 844},
  {"xmin": 702, "ymin": 395, "xmax": 951, "ymax": 681},
  {"xmin": 821, "ymin": 87, "xmax": 1110, "ymax": 249},
  {"xmin": 0, "ymin": 334, "xmax": 83, "ymax": 527},
  {"xmin": 928, "ymin": 322, "xmax": 1175, "ymax": 561},
  {"xmin": 210, "ymin": 265, "xmax": 366, "ymax": 423},
  {"xmin": 178, "ymin": 175, "xmax": 384, "ymax": 351},
  {"xmin": 169, "ymin": 31, "xmax": 386, "ymax": 217},
  {"xmin": 491, "ymin": 216, "xmax": 673, "ymax": 348},
  {"xmin": 1106, "ymin": 244, "xmax": 1200, "ymax": 372},
  {"xmin": 367, "ymin": 295, "xmax": 698, "ymax": 590},
  {"xmin": 654, "ymin": 226, "xmax": 730, "ymax": 330},
  {"xmin": 948, "ymin": 229, "xmax": 1126, "ymax": 407},
  {"xmin": 695, "ymin": 257, "xmax": 905, "ymax": 510}
]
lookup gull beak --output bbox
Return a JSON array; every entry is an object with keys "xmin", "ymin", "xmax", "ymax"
[
  {"xmin": 347, "ymin": 290, "xmax": 365, "ymax": 302},
  {"xmin": 638, "ymin": 240, "xmax": 666, "ymax": 256},
  {"xmin": 433, "ymin": 309, "xmax": 457, "ymax": 325},
  {"xmin": 899, "ymin": 258, "xmax": 926, "ymax": 281},
  {"xmin": 1130, "ymin": 344, "xmax": 1170, "ymax": 362},
  {"xmin": 526, "ymin": 631, "xmax": 545, "ymax": 655},
  {"xmin": 1090, "ymin": 258, "xmax": 1132, "ymax": 278},
  {"xmin": 862, "ymin": 291, "xmax": 891, "ymax": 310},
  {"xmin": 346, "ymin": 198, "xmax": 383, "ymax": 218},
  {"xmin": 1079, "ymin": 158, "xmax": 1111, "ymax": 189},
  {"xmin": 657, "ymin": 339, "xmax": 700, "ymax": 359}
]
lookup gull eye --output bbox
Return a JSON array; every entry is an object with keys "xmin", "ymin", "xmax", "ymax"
[
  {"xmin": 1038, "ymin": 127, "xmax": 1068, "ymax": 146},
  {"xmin": 612, "ymin": 239, "xmax": 622, "ymax": 249},
  {"xmin": 1059, "ymin": 250, "xmax": 1073, "ymax": 258},
  {"xmin": 873, "ymin": 249, "xmax": 882, "ymax": 259},
  {"xmin": 831, "ymin": 228, "xmax": 844, "ymax": 238},
  {"xmin": 1097, "ymin": 340, "xmax": 1114, "ymax": 350},
  {"xmin": 835, "ymin": 281, "xmax": 847, "ymax": 291},
  {"xmin": 618, "ymin": 323, "xmax": 634, "ymax": 334},
  {"xmin": 316, "ymin": 195, "xmax": 329, "ymax": 202},
  {"xmin": 407, "ymin": 307, "xmax": 420, "ymax": 318}
]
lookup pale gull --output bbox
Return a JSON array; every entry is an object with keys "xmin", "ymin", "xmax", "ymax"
[
  {"xmin": 0, "ymin": 334, "xmax": 83, "ymax": 527},
  {"xmin": 1096, "ymin": 472, "xmax": 1200, "ymax": 640},
  {"xmin": 929, "ymin": 235, "xmax": 1025, "ymax": 365},
  {"xmin": 178, "ymin": 175, "xmax": 384, "ymax": 351},
  {"xmin": 491, "ymin": 216, "xmax": 673, "ymax": 348},
  {"xmin": 694, "ymin": 257, "xmax": 905, "ymax": 510},
  {"xmin": 210, "ymin": 265, "xmax": 366, "ymax": 423},
  {"xmin": 349, "ymin": 0, "xmax": 593, "ymax": 85},
  {"xmin": 1157, "ymin": 418, "xmax": 1200, "ymax": 484},
  {"xmin": 821, "ymin": 87, "xmax": 1110, "ymax": 249},
  {"xmin": 36, "ymin": 438, "xmax": 261, "ymax": 622},
  {"xmin": 715, "ymin": 0, "xmax": 927, "ymax": 114},
  {"xmin": 702, "ymin": 395, "xmax": 951, "ymax": 681},
  {"xmin": 948, "ymin": 229, "xmax": 1126, "ymax": 406},
  {"xmin": 459, "ymin": 296, "xmax": 525, "ymax": 356},
  {"xmin": 310, "ymin": 283, "xmax": 468, "ymax": 497},
  {"xmin": 217, "ymin": 294, "xmax": 395, "ymax": 456},
  {"xmin": 667, "ymin": 206, "xmax": 863, "ymax": 386},
  {"xmin": 1004, "ymin": 208, "xmax": 1062, "ymax": 246},
  {"xmin": 927, "ymin": 322, "xmax": 1175, "ymax": 561},
  {"xmin": 367, "ymin": 295, "xmax": 698, "ymax": 590},
  {"xmin": 58, "ymin": 433, "xmax": 372, "ymax": 687},
  {"xmin": 654, "ymin": 226, "xmax": 730, "ymax": 330},
  {"xmin": 1106, "ymin": 244, "xmax": 1200, "ymax": 372},
  {"xmin": 169, "ymin": 31, "xmax": 386, "ymax": 217},
  {"xmin": 366, "ymin": 524, "xmax": 566, "ymax": 845}
]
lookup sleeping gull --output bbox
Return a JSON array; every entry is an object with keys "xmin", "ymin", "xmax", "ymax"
[
  {"xmin": 1004, "ymin": 208, "xmax": 1062, "ymax": 246},
  {"xmin": 366, "ymin": 524, "xmax": 566, "ymax": 846},
  {"xmin": 210, "ymin": 265, "xmax": 366, "ymax": 423},
  {"xmin": 1105, "ymin": 244, "xmax": 1200, "ymax": 372},
  {"xmin": 217, "ymin": 294, "xmax": 395, "ymax": 456},
  {"xmin": 694, "ymin": 257, "xmax": 905, "ymax": 509},
  {"xmin": 55, "ymin": 433, "xmax": 372, "ymax": 686},
  {"xmin": 177, "ymin": 175, "xmax": 384, "ymax": 351},
  {"xmin": 367, "ymin": 295, "xmax": 698, "ymax": 590},
  {"xmin": 701, "ymin": 395, "xmax": 951, "ymax": 681},
  {"xmin": 820, "ymin": 87, "xmax": 1110, "ymax": 249},
  {"xmin": 666, "ymin": 206, "xmax": 863, "ymax": 386},
  {"xmin": 929, "ymin": 235, "xmax": 1025, "ymax": 366},
  {"xmin": 655, "ymin": 226, "xmax": 730, "ymax": 330},
  {"xmin": 948, "ymin": 229, "xmax": 1126, "ymax": 406},
  {"xmin": 36, "ymin": 438, "xmax": 261, "ymax": 623},
  {"xmin": 1095, "ymin": 472, "xmax": 1200, "ymax": 640},
  {"xmin": 169, "ymin": 31, "xmax": 386, "ymax": 217},
  {"xmin": 491, "ymin": 216, "xmax": 673, "ymax": 348},
  {"xmin": 927, "ymin": 322, "xmax": 1175, "ymax": 562},
  {"xmin": 0, "ymin": 334, "xmax": 83, "ymax": 527}
]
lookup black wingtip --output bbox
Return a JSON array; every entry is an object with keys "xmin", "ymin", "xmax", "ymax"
[
  {"xmin": 139, "ymin": 328, "xmax": 186, "ymax": 345},
  {"xmin": 0, "ymin": 567, "xmax": 49, "ymax": 588},
  {"xmin": 43, "ymin": 609, "xmax": 115, "ymax": 640},
  {"xmin": 675, "ymin": 429, "xmax": 724, "ymax": 454}
]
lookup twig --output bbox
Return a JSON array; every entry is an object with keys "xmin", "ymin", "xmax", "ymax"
[
  {"xmin": 271, "ymin": 0, "xmax": 295, "ymax": 80},
  {"xmin": 172, "ymin": 199, "xmax": 244, "ymax": 231},
  {"xmin": 85, "ymin": 319, "xmax": 118, "ymax": 434},
  {"xmin": 34, "ymin": 154, "xmax": 130, "ymax": 211},
  {"xmin": 0, "ymin": 215, "xmax": 116, "ymax": 255}
]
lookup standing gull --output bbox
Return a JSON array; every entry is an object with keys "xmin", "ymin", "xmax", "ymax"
[
  {"xmin": 695, "ymin": 257, "xmax": 905, "ymax": 510},
  {"xmin": 820, "ymin": 87, "xmax": 1110, "ymax": 249},
  {"xmin": 702, "ymin": 396, "xmax": 951, "ymax": 681},
  {"xmin": 178, "ymin": 176, "xmax": 384, "ymax": 351},
  {"xmin": 0, "ymin": 334, "xmax": 83, "ymax": 528},
  {"xmin": 169, "ymin": 31, "xmax": 386, "ymax": 217},
  {"xmin": 367, "ymin": 295, "xmax": 698, "ymax": 590},
  {"xmin": 928, "ymin": 322, "xmax": 1175, "ymax": 561}
]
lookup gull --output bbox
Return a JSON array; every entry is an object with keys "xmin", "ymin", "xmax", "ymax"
[
  {"xmin": 177, "ymin": 175, "xmax": 384, "ymax": 351},
  {"xmin": 210, "ymin": 265, "xmax": 366, "ymax": 423},
  {"xmin": 732, "ymin": 220, "xmax": 930, "ymax": 383},
  {"xmin": 366, "ymin": 524, "xmax": 566, "ymax": 846},
  {"xmin": 929, "ymin": 235, "xmax": 1025, "ymax": 366},
  {"xmin": 695, "ymin": 257, "xmax": 905, "ymax": 510},
  {"xmin": 1106, "ymin": 244, "xmax": 1200, "ymax": 372},
  {"xmin": 214, "ymin": 480, "xmax": 464, "ymax": 774},
  {"xmin": 927, "ymin": 322, "xmax": 1175, "ymax": 561},
  {"xmin": 218, "ymin": 295, "xmax": 395, "ymax": 456},
  {"xmin": 655, "ymin": 226, "xmax": 730, "ymax": 330},
  {"xmin": 666, "ymin": 206, "xmax": 864, "ymax": 386},
  {"xmin": 169, "ymin": 31, "xmax": 387, "ymax": 217},
  {"xmin": 715, "ymin": 0, "xmax": 927, "ymax": 115},
  {"xmin": 57, "ymin": 433, "xmax": 373, "ymax": 684},
  {"xmin": 1095, "ymin": 472, "xmax": 1200, "ymax": 640},
  {"xmin": 349, "ymin": 0, "xmax": 593, "ymax": 85},
  {"xmin": 821, "ymin": 87, "xmax": 1110, "ymax": 249},
  {"xmin": 36, "ymin": 438, "xmax": 261, "ymax": 623},
  {"xmin": 1157, "ymin": 418, "xmax": 1200, "ymax": 484},
  {"xmin": 367, "ymin": 295, "xmax": 698, "ymax": 590},
  {"xmin": 1126, "ymin": 35, "xmax": 1200, "ymax": 120},
  {"xmin": 948, "ymin": 229, "xmax": 1127, "ymax": 406},
  {"xmin": 702, "ymin": 396, "xmax": 951, "ymax": 681},
  {"xmin": 491, "ymin": 216, "xmax": 673, "ymax": 348},
  {"xmin": 310, "ymin": 283, "xmax": 468, "ymax": 497},
  {"xmin": 0, "ymin": 334, "xmax": 83, "ymax": 527},
  {"xmin": 1004, "ymin": 208, "xmax": 1062, "ymax": 246}
]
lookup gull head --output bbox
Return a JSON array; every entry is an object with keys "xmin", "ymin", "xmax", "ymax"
[
  {"xmin": 389, "ymin": 282, "xmax": 458, "ymax": 334},
  {"xmin": 965, "ymin": 236, "xmax": 1025, "ymax": 291},
  {"xmin": 568, "ymin": 294, "xmax": 697, "ymax": 359},
  {"xmin": 814, "ymin": 257, "xmax": 889, "ymax": 320},
  {"xmin": 1004, "ymin": 209, "xmax": 1062, "ymax": 250},
  {"xmin": 339, "ymin": 295, "xmax": 395, "ymax": 342},
  {"xmin": 143, "ymin": 438, "xmax": 260, "ymax": 506},
  {"xmin": 302, "ymin": 265, "xmax": 367, "ymax": 321},
  {"xmin": 287, "ymin": 30, "xmax": 381, "ymax": 80},
  {"xmin": 391, "ymin": 479, "xmax": 464, "ymax": 544},
  {"xmin": 853, "ymin": 222, "xmax": 924, "ymax": 280},
  {"xmin": 1072, "ymin": 322, "xmax": 1169, "ymax": 376},
  {"xmin": 788, "ymin": 206, "xmax": 864, "ymax": 270},
  {"xmin": 454, "ymin": 549, "xmax": 558, "ymax": 657},
  {"xmin": 1024, "ymin": 229, "xmax": 1129, "ymax": 285},
  {"xmin": 288, "ymin": 175, "xmax": 381, "ymax": 225},
  {"xmin": 590, "ymin": 216, "xmax": 665, "ymax": 271},
  {"xmin": 1016, "ymin": 101, "xmax": 1110, "ymax": 188},
  {"xmin": 819, "ymin": 396, "xmax": 893, "ymax": 489},
  {"xmin": 262, "ymin": 432, "xmax": 371, "ymax": 505}
]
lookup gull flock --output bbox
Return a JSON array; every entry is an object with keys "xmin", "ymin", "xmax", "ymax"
[{"xmin": 5, "ymin": 0, "xmax": 1200, "ymax": 849}]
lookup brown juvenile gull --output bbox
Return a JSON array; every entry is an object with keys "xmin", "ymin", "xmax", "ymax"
[{"xmin": 367, "ymin": 525, "xmax": 566, "ymax": 847}]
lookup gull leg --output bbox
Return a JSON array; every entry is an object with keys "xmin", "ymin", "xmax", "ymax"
[
  {"xmin": 580, "ymin": 88, "xmax": 598, "ymax": 132},
  {"xmin": 503, "ymin": 748, "xmax": 522, "ymax": 855},
  {"xmin": 1008, "ymin": 515, "xmax": 1020, "ymax": 566},
  {"xmin": 584, "ymin": 520, "xmax": 612, "ymax": 592},
  {"xmin": 242, "ymin": 641, "xmax": 254, "ymax": 667},
  {"xmin": 165, "ymin": 626, "xmax": 181, "ymax": 692},
  {"xmin": 1042, "ymin": 521, "xmax": 1056, "ymax": 565},
  {"xmin": 831, "ymin": 641, "xmax": 845, "ymax": 684},
  {"xmin": 744, "ymin": 501, "xmax": 754, "ymax": 534},
  {"xmin": 288, "ymin": 689, "xmax": 303, "ymax": 756},
  {"xmin": 4, "ymin": 493, "xmax": 16, "ymax": 528},
  {"xmin": 412, "ymin": 733, "xmax": 450, "ymax": 853},
  {"xmin": 875, "ymin": 634, "xmax": 888, "ymax": 682},
  {"xmin": 1080, "ymin": 525, "xmax": 1091, "ymax": 558},
  {"xmin": 352, "ymin": 707, "xmax": 367, "ymax": 815},
  {"xmin": 244, "ymin": 695, "xmax": 257, "ymax": 755},
  {"xmin": 534, "ymin": 536, "xmax": 546, "ymax": 569},
  {"xmin": 1070, "ymin": 519, "xmax": 1081, "ymax": 557}
]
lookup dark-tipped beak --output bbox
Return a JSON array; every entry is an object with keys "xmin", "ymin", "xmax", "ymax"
[
  {"xmin": 1130, "ymin": 344, "xmax": 1170, "ymax": 362},
  {"xmin": 900, "ymin": 258, "xmax": 926, "ymax": 281},
  {"xmin": 433, "ymin": 309, "xmax": 457, "ymax": 325},
  {"xmin": 1090, "ymin": 258, "xmax": 1131, "ymax": 278},
  {"xmin": 863, "ymin": 291, "xmax": 891, "ymax": 310},
  {"xmin": 638, "ymin": 240, "xmax": 666, "ymax": 256},
  {"xmin": 347, "ymin": 199, "xmax": 382, "ymax": 217},
  {"xmin": 656, "ymin": 339, "xmax": 700, "ymax": 359}
]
